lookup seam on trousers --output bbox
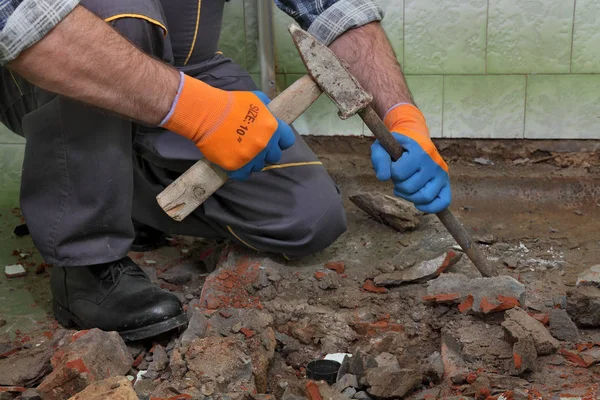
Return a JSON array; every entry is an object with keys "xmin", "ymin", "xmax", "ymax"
[
  {"xmin": 227, "ymin": 225, "xmax": 258, "ymax": 251},
  {"xmin": 49, "ymin": 98, "xmax": 72, "ymax": 264},
  {"xmin": 184, "ymin": 0, "xmax": 202, "ymax": 66}
]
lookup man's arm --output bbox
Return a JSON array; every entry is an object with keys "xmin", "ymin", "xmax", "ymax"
[
  {"xmin": 8, "ymin": 5, "xmax": 178, "ymax": 125},
  {"xmin": 329, "ymin": 22, "xmax": 414, "ymax": 119}
]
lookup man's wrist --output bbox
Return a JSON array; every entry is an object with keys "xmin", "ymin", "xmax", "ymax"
[{"xmin": 159, "ymin": 71, "xmax": 185, "ymax": 127}]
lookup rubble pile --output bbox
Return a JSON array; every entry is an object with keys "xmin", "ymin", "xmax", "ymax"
[{"xmin": 2, "ymin": 239, "xmax": 600, "ymax": 399}]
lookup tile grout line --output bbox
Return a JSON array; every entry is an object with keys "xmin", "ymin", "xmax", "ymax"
[
  {"xmin": 402, "ymin": 0, "xmax": 406, "ymax": 70},
  {"xmin": 522, "ymin": 75, "xmax": 528, "ymax": 139},
  {"xmin": 569, "ymin": 0, "xmax": 577, "ymax": 73},
  {"xmin": 485, "ymin": 0, "xmax": 490, "ymax": 74}
]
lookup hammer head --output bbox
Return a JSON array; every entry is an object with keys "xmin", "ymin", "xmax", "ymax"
[{"xmin": 289, "ymin": 25, "xmax": 373, "ymax": 120}]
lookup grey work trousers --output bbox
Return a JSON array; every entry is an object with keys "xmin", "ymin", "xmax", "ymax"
[{"xmin": 0, "ymin": 1, "xmax": 346, "ymax": 266}]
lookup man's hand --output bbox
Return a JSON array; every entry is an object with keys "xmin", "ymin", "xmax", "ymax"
[
  {"xmin": 161, "ymin": 73, "xmax": 295, "ymax": 179},
  {"xmin": 371, "ymin": 104, "xmax": 451, "ymax": 214}
]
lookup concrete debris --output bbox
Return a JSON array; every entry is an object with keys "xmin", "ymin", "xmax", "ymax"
[
  {"xmin": 461, "ymin": 375, "xmax": 491, "ymax": 397},
  {"xmin": 511, "ymin": 336, "xmax": 537, "ymax": 375},
  {"xmin": 179, "ymin": 307, "xmax": 208, "ymax": 347},
  {"xmin": 333, "ymin": 374, "xmax": 359, "ymax": 392},
  {"xmin": 412, "ymin": 387, "xmax": 441, "ymax": 400},
  {"xmin": 184, "ymin": 336, "xmax": 256, "ymax": 395},
  {"xmin": 365, "ymin": 366, "xmax": 422, "ymax": 399},
  {"xmin": 314, "ymin": 269, "xmax": 342, "ymax": 290},
  {"xmin": 475, "ymin": 234, "xmax": 496, "ymax": 245},
  {"xmin": 548, "ymin": 309, "xmax": 579, "ymax": 342},
  {"xmin": 473, "ymin": 157, "xmax": 493, "ymax": 165},
  {"xmin": 37, "ymin": 329, "xmax": 133, "ymax": 400},
  {"xmin": 425, "ymin": 273, "xmax": 526, "ymax": 315},
  {"xmin": 352, "ymin": 391, "xmax": 372, "ymax": 400},
  {"xmin": 374, "ymin": 251, "xmax": 462, "ymax": 286},
  {"xmin": 20, "ymin": 389, "xmax": 42, "ymax": 400},
  {"xmin": 425, "ymin": 352, "xmax": 444, "ymax": 383},
  {"xmin": 501, "ymin": 256, "xmax": 519, "ymax": 269},
  {"xmin": 0, "ymin": 343, "xmax": 53, "ymax": 387},
  {"xmin": 349, "ymin": 192, "xmax": 422, "ymax": 232},
  {"xmin": 67, "ymin": 376, "xmax": 137, "ymax": 400},
  {"xmin": 576, "ymin": 264, "xmax": 600, "ymax": 287},
  {"xmin": 144, "ymin": 344, "xmax": 168, "ymax": 379},
  {"xmin": 159, "ymin": 264, "xmax": 193, "ymax": 284},
  {"xmin": 347, "ymin": 352, "xmax": 377, "ymax": 380},
  {"xmin": 566, "ymin": 285, "xmax": 600, "ymax": 327},
  {"xmin": 4, "ymin": 264, "xmax": 27, "ymax": 278},
  {"xmin": 502, "ymin": 308, "xmax": 560, "ymax": 356}
]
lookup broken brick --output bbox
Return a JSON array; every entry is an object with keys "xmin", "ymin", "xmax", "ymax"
[
  {"xmin": 528, "ymin": 313, "xmax": 549, "ymax": 326},
  {"xmin": 305, "ymin": 381, "xmax": 323, "ymax": 400},
  {"xmin": 240, "ymin": 328, "xmax": 255, "ymax": 338},
  {"xmin": 458, "ymin": 295, "xmax": 474, "ymax": 313},
  {"xmin": 362, "ymin": 280, "xmax": 387, "ymax": 294},
  {"xmin": 560, "ymin": 348, "xmax": 590, "ymax": 368},
  {"xmin": 325, "ymin": 261, "xmax": 345, "ymax": 274},
  {"xmin": 423, "ymin": 293, "xmax": 460, "ymax": 303},
  {"xmin": 314, "ymin": 271, "xmax": 327, "ymax": 280}
]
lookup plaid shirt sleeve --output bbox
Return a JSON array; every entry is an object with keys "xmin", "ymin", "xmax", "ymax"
[
  {"xmin": 0, "ymin": 0, "xmax": 80, "ymax": 65},
  {"xmin": 274, "ymin": 0, "xmax": 383, "ymax": 45}
]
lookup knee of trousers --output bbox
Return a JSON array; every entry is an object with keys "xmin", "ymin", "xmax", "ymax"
[
  {"xmin": 81, "ymin": 0, "xmax": 169, "ymax": 59},
  {"xmin": 282, "ymin": 193, "xmax": 347, "ymax": 258}
]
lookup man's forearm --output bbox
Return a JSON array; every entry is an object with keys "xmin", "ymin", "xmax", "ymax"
[
  {"xmin": 329, "ymin": 22, "xmax": 414, "ymax": 119},
  {"xmin": 7, "ymin": 6, "xmax": 179, "ymax": 126}
]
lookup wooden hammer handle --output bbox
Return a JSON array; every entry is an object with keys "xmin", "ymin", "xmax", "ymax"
[
  {"xmin": 156, "ymin": 75, "xmax": 322, "ymax": 222},
  {"xmin": 358, "ymin": 106, "xmax": 498, "ymax": 277}
]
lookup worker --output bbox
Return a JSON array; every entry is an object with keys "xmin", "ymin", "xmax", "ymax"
[{"xmin": 0, "ymin": 0, "xmax": 451, "ymax": 341}]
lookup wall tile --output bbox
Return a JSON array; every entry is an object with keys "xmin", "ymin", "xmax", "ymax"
[
  {"xmin": 379, "ymin": 0, "xmax": 404, "ymax": 65},
  {"xmin": 0, "ymin": 144, "xmax": 23, "ymax": 208},
  {"xmin": 487, "ymin": 0, "xmax": 575, "ymax": 74},
  {"xmin": 273, "ymin": 8, "xmax": 306, "ymax": 74},
  {"xmin": 0, "ymin": 124, "xmax": 24, "ymax": 144},
  {"xmin": 443, "ymin": 75, "xmax": 526, "ymax": 138},
  {"xmin": 219, "ymin": 0, "xmax": 247, "ymax": 69},
  {"xmin": 244, "ymin": 0, "xmax": 260, "ymax": 74},
  {"xmin": 405, "ymin": 76, "xmax": 443, "ymax": 138},
  {"xmin": 404, "ymin": 0, "xmax": 486, "ymax": 74},
  {"xmin": 525, "ymin": 75, "xmax": 600, "ymax": 139},
  {"xmin": 572, "ymin": 0, "xmax": 600, "ymax": 73},
  {"xmin": 286, "ymin": 75, "xmax": 363, "ymax": 136}
]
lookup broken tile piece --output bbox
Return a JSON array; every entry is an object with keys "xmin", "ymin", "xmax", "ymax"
[
  {"xmin": 425, "ymin": 273, "xmax": 526, "ymax": 315},
  {"xmin": 349, "ymin": 192, "xmax": 422, "ymax": 232},
  {"xmin": 5, "ymin": 264, "xmax": 27, "ymax": 278},
  {"xmin": 502, "ymin": 308, "xmax": 560, "ymax": 356},
  {"xmin": 548, "ymin": 309, "xmax": 579, "ymax": 342},
  {"xmin": 576, "ymin": 265, "xmax": 600, "ymax": 287},
  {"xmin": 374, "ymin": 251, "xmax": 462, "ymax": 286}
]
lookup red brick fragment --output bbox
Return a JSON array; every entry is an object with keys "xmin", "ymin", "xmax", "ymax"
[
  {"xmin": 576, "ymin": 342, "xmax": 594, "ymax": 352},
  {"xmin": 466, "ymin": 372, "xmax": 477, "ymax": 384},
  {"xmin": 423, "ymin": 293, "xmax": 459, "ymax": 303},
  {"xmin": 528, "ymin": 312, "xmax": 549, "ymax": 326},
  {"xmin": 435, "ymin": 251, "xmax": 458, "ymax": 275},
  {"xmin": 240, "ymin": 328, "xmax": 255, "ymax": 338},
  {"xmin": 560, "ymin": 348, "xmax": 590, "ymax": 368},
  {"xmin": 513, "ymin": 352, "xmax": 523, "ymax": 370},
  {"xmin": 132, "ymin": 353, "xmax": 144, "ymax": 368},
  {"xmin": 0, "ymin": 387, "xmax": 26, "ymax": 393},
  {"xmin": 219, "ymin": 311, "xmax": 232, "ymax": 318},
  {"xmin": 325, "ymin": 261, "xmax": 345, "ymax": 274},
  {"xmin": 362, "ymin": 279, "xmax": 388, "ymax": 294},
  {"xmin": 458, "ymin": 295, "xmax": 474, "ymax": 313},
  {"xmin": 480, "ymin": 295, "xmax": 520, "ymax": 314},
  {"xmin": 314, "ymin": 271, "xmax": 327, "ymax": 280},
  {"xmin": 305, "ymin": 381, "xmax": 323, "ymax": 400}
]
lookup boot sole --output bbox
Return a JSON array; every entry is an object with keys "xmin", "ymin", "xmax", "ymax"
[{"xmin": 53, "ymin": 301, "xmax": 189, "ymax": 342}]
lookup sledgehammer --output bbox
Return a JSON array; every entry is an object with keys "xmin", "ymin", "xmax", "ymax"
[{"xmin": 156, "ymin": 25, "xmax": 497, "ymax": 278}]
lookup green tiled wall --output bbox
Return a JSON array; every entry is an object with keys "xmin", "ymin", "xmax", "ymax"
[{"xmin": 218, "ymin": 0, "xmax": 600, "ymax": 139}]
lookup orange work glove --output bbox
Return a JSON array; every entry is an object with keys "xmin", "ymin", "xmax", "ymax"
[{"xmin": 160, "ymin": 72, "xmax": 295, "ymax": 176}]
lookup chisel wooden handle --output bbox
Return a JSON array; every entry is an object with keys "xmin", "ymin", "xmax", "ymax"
[
  {"xmin": 157, "ymin": 75, "xmax": 322, "ymax": 222},
  {"xmin": 358, "ymin": 106, "xmax": 498, "ymax": 277}
]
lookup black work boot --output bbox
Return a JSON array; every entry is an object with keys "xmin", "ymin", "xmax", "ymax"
[
  {"xmin": 51, "ymin": 257, "xmax": 188, "ymax": 341},
  {"xmin": 130, "ymin": 221, "xmax": 167, "ymax": 252}
]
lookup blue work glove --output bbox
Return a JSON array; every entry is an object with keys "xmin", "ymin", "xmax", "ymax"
[
  {"xmin": 371, "ymin": 104, "xmax": 451, "ymax": 214},
  {"xmin": 228, "ymin": 91, "xmax": 295, "ymax": 181}
]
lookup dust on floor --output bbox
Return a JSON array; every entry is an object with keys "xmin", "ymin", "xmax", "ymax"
[{"xmin": 1, "ymin": 161, "xmax": 600, "ymax": 400}]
